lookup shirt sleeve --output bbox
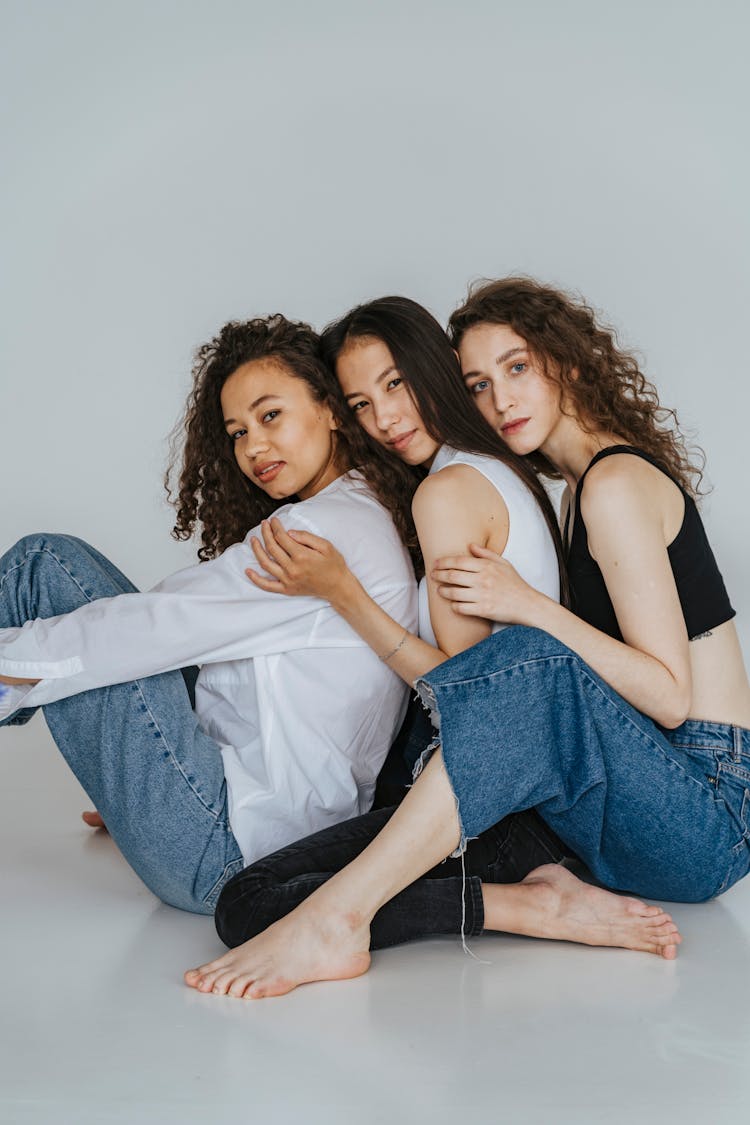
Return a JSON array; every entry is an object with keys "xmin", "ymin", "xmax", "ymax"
[{"xmin": 0, "ymin": 514, "xmax": 330, "ymax": 713}]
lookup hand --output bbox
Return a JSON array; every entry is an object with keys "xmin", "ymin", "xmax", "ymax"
[
  {"xmin": 246, "ymin": 517, "xmax": 352, "ymax": 603},
  {"xmin": 432, "ymin": 544, "xmax": 541, "ymax": 625}
]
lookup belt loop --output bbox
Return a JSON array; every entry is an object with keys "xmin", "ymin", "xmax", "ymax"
[{"xmin": 732, "ymin": 725, "xmax": 742, "ymax": 763}]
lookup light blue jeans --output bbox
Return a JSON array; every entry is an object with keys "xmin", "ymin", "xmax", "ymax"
[
  {"xmin": 418, "ymin": 626, "xmax": 750, "ymax": 903},
  {"xmin": 0, "ymin": 534, "xmax": 244, "ymax": 913}
]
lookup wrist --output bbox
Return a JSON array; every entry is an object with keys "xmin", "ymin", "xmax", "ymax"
[
  {"xmin": 522, "ymin": 589, "xmax": 554, "ymax": 630},
  {"xmin": 329, "ymin": 570, "xmax": 363, "ymax": 615}
]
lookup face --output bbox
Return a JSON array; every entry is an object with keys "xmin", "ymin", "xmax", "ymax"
[
  {"xmin": 221, "ymin": 359, "xmax": 340, "ymax": 500},
  {"xmin": 335, "ymin": 337, "xmax": 440, "ymax": 467},
  {"xmin": 458, "ymin": 323, "xmax": 563, "ymax": 455}
]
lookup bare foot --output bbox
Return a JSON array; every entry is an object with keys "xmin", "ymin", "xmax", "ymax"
[
  {"xmin": 184, "ymin": 905, "xmax": 372, "ymax": 999},
  {"xmin": 81, "ymin": 810, "xmax": 107, "ymax": 831},
  {"xmin": 483, "ymin": 864, "xmax": 682, "ymax": 958}
]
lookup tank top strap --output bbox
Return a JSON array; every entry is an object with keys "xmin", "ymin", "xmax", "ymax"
[
  {"xmin": 565, "ymin": 445, "xmax": 674, "ymax": 555},
  {"xmin": 577, "ymin": 445, "xmax": 679, "ymax": 496}
]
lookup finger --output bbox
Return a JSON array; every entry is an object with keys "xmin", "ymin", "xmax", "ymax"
[
  {"xmin": 431, "ymin": 568, "xmax": 481, "ymax": 587},
  {"xmin": 286, "ymin": 529, "xmax": 332, "ymax": 554},
  {"xmin": 250, "ymin": 536, "xmax": 285, "ymax": 578},
  {"xmin": 468, "ymin": 543, "xmax": 504, "ymax": 562},
  {"xmin": 431, "ymin": 568, "xmax": 479, "ymax": 586},
  {"xmin": 437, "ymin": 584, "xmax": 480, "ymax": 602},
  {"xmin": 245, "ymin": 568, "xmax": 287, "ymax": 594},
  {"xmin": 268, "ymin": 518, "xmax": 309, "ymax": 559},
  {"xmin": 261, "ymin": 519, "xmax": 293, "ymax": 565},
  {"xmin": 433, "ymin": 556, "xmax": 483, "ymax": 573},
  {"xmin": 451, "ymin": 602, "xmax": 484, "ymax": 617}
]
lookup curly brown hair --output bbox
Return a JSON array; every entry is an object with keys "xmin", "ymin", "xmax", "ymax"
[
  {"xmin": 166, "ymin": 314, "xmax": 421, "ymax": 563},
  {"xmin": 448, "ymin": 277, "xmax": 704, "ymax": 495}
]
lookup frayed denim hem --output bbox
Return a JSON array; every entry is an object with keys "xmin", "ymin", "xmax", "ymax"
[{"xmin": 413, "ymin": 676, "xmax": 470, "ymax": 860}]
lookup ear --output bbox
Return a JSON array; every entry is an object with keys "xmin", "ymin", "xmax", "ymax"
[{"xmin": 321, "ymin": 401, "xmax": 339, "ymax": 431}]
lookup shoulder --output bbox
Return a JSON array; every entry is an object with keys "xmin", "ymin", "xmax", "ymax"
[
  {"xmin": 278, "ymin": 474, "xmax": 387, "ymax": 536},
  {"xmin": 579, "ymin": 453, "xmax": 662, "ymax": 527},
  {"xmin": 413, "ymin": 462, "xmax": 503, "ymax": 519}
]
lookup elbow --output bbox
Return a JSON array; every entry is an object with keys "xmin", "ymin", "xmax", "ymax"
[{"xmin": 655, "ymin": 687, "xmax": 692, "ymax": 730}]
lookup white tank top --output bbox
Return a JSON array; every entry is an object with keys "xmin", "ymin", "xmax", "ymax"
[{"xmin": 418, "ymin": 445, "xmax": 560, "ymax": 646}]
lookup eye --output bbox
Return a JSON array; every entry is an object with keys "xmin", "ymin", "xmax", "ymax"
[
  {"xmin": 350, "ymin": 399, "xmax": 369, "ymax": 414},
  {"xmin": 261, "ymin": 410, "xmax": 280, "ymax": 423},
  {"xmin": 386, "ymin": 376, "xmax": 403, "ymax": 391},
  {"xmin": 510, "ymin": 362, "xmax": 527, "ymax": 375},
  {"xmin": 229, "ymin": 428, "xmax": 246, "ymax": 442},
  {"xmin": 470, "ymin": 379, "xmax": 490, "ymax": 395}
]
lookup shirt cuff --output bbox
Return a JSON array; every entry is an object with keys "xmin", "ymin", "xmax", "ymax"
[{"xmin": 0, "ymin": 682, "xmax": 35, "ymax": 721}]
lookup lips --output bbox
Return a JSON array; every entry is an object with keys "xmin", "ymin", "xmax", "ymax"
[
  {"xmin": 254, "ymin": 461, "xmax": 285, "ymax": 484},
  {"xmin": 500, "ymin": 418, "xmax": 529, "ymax": 437},
  {"xmin": 387, "ymin": 430, "xmax": 416, "ymax": 453}
]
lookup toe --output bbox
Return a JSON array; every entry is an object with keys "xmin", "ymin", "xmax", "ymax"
[
  {"xmin": 227, "ymin": 974, "xmax": 255, "ymax": 999},
  {"xmin": 209, "ymin": 969, "xmax": 241, "ymax": 996}
]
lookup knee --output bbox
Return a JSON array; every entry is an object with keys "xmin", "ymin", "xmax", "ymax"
[
  {"xmin": 476, "ymin": 625, "xmax": 574, "ymax": 670},
  {"xmin": 503, "ymin": 625, "xmax": 572, "ymax": 658},
  {"xmin": 11, "ymin": 533, "xmax": 87, "ymax": 562}
]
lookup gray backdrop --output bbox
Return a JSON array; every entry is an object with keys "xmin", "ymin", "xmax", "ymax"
[{"xmin": 2, "ymin": 0, "xmax": 748, "ymax": 653}]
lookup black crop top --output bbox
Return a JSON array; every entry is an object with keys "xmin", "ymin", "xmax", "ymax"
[{"xmin": 564, "ymin": 446, "xmax": 735, "ymax": 642}]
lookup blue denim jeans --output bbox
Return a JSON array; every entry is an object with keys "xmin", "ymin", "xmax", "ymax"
[
  {"xmin": 0, "ymin": 534, "xmax": 244, "ymax": 913},
  {"xmin": 417, "ymin": 626, "xmax": 750, "ymax": 903}
]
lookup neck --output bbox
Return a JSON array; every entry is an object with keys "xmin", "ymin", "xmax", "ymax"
[{"xmin": 539, "ymin": 417, "xmax": 627, "ymax": 495}]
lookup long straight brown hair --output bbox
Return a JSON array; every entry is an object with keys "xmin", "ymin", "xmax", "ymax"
[{"xmin": 321, "ymin": 296, "xmax": 568, "ymax": 601}]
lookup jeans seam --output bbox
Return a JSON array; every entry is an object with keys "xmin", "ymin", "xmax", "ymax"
[
  {"xmin": 202, "ymin": 855, "xmax": 246, "ymax": 908},
  {"xmin": 1, "ymin": 544, "xmax": 96, "ymax": 604},
  {"xmin": 132, "ymin": 678, "xmax": 223, "ymax": 822},
  {"xmin": 468, "ymin": 875, "xmax": 485, "ymax": 935},
  {"xmin": 435, "ymin": 651, "xmax": 717, "ymax": 801}
]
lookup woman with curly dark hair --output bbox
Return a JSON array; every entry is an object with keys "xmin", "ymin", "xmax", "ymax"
[
  {"xmin": 0, "ymin": 314, "xmax": 417, "ymax": 913},
  {"xmin": 187, "ymin": 279, "xmax": 749, "ymax": 999}
]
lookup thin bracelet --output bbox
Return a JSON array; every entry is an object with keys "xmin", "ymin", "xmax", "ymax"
[{"xmin": 380, "ymin": 626, "xmax": 410, "ymax": 663}]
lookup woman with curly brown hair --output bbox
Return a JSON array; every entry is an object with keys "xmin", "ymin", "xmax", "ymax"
[
  {"xmin": 187, "ymin": 278, "xmax": 749, "ymax": 999},
  {"xmin": 0, "ymin": 314, "xmax": 418, "ymax": 913}
]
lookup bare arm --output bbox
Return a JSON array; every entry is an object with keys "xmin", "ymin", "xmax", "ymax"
[
  {"xmin": 246, "ymin": 519, "xmax": 445, "ymax": 683},
  {"xmin": 434, "ymin": 461, "xmax": 692, "ymax": 727},
  {"xmin": 247, "ymin": 466, "xmax": 505, "ymax": 684}
]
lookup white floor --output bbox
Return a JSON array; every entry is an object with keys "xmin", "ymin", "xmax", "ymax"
[{"xmin": 2, "ymin": 724, "xmax": 750, "ymax": 1125}]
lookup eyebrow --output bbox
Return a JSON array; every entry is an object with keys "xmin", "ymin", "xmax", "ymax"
[
  {"xmin": 462, "ymin": 347, "xmax": 526, "ymax": 379},
  {"xmin": 223, "ymin": 394, "xmax": 282, "ymax": 427},
  {"xmin": 343, "ymin": 365, "xmax": 399, "ymax": 400}
]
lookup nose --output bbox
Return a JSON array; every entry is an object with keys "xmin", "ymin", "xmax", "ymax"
[
  {"xmin": 492, "ymin": 379, "xmax": 516, "ymax": 416},
  {"xmin": 240, "ymin": 429, "xmax": 270, "ymax": 460},
  {"xmin": 371, "ymin": 398, "xmax": 401, "ymax": 433}
]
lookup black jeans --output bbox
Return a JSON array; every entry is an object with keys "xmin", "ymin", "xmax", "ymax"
[{"xmin": 215, "ymin": 806, "xmax": 569, "ymax": 950}]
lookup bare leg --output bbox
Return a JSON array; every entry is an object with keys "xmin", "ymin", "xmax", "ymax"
[{"xmin": 184, "ymin": 751, "xmax": 682, "ymax": 998}]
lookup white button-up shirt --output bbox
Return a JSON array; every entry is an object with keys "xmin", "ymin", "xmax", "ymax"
[{"xmin": 0, "ymin": 472, "xmax": 418, "ymax": 863}]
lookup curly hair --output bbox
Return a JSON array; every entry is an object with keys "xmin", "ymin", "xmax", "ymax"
[
  {"xmin": 448, "ymin": 277, "xmax": 704, "ymax": 495},
  {"xmin": 166, "ymin": 314, "xmax": 421, "ymax": 563}
]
